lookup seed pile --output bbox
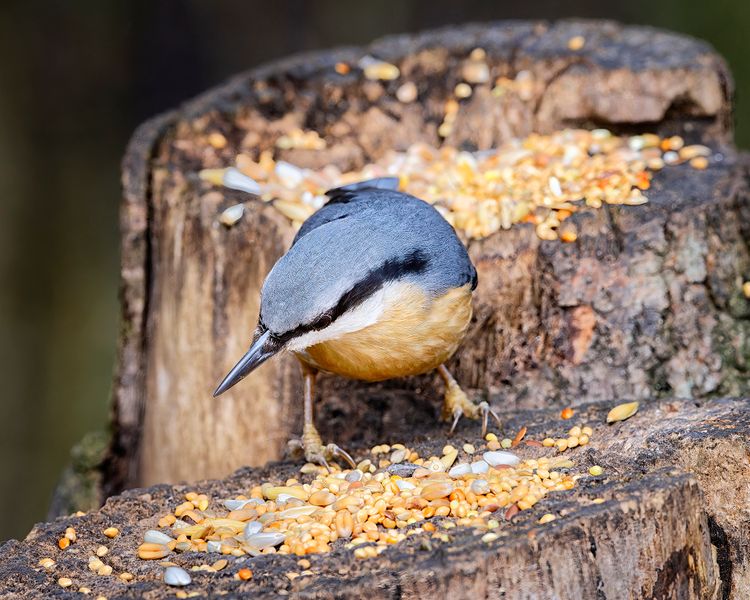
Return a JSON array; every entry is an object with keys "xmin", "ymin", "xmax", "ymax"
[
  {"xmin": 131, "ymin": 431, "xmax": 593, "ymax": 575},
  {"xmin": 542, "ymin": 425, "xmax": 594, "ymax": 453},
  {"xmin": 37, "ymin": 413, "xmax": 631, "ymax": 595},
  {"xmin": 201, "ymin": 129, "xmax": 713, "ymax": 241}
]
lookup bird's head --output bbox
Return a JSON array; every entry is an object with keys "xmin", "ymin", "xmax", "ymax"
[{"xmin": 212, "ymin": 240, "xmax": 431, "ymax": 398}]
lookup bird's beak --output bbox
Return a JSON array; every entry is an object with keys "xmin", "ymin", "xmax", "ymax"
[{"xmin": 213, "ymin": 330, "xmax": 280, "ymax": 397}]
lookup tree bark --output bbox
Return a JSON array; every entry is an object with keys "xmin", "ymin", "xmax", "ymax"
[
  {"xmin": 5, "ymin": 396, "xmax": 749, "ymax": 598},
  {"xmin": 105, "ymin": 19, "xmax": 750, "ymax": 508}
]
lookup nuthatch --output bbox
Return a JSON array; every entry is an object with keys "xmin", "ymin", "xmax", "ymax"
[{"xmin": 214, "ymin": 177, "xmax": 501, "ymax": 468}]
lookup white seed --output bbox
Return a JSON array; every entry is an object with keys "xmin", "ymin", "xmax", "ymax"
[
  {"xmin": 276, "ymin": 493, "xmax": 299, "ymax": 505},
  {"xmin": 395, "ymin": 479, "xmax": 415, "ymax": 491},
  {"xmin": 359, "ymin": 55, "xmax": 400, "ymax": 81},
  {"xmin": 207, "ymin": 540, "xmax": 222, "ymax": 553},
  {"xmin": 470, "ymin": 460, "xmax": 490, "ymax": 474},
  {"xmin": 164, "ymin": 566, "xmax": 192, "ymax": 587},
  {"xmin": 483, "ymin": 451, "xmax": 520, "ymax": 467},
  {"xmin": 470, "ymin": 479, "xmax": 490, "ymax": 495},
  {"xmin": 223, "ymin": 498, "xmax": 262, "ymax": 511},
  {"xmin": 144, "ymin": 530, "xmax": 173, "ymax": 545},
  {"xmin": 274, "ymin": 161, "xmax": 305, "ymax": 187},
  {"xmin": 219, "ymin": 203, "xmax": 244, "ymax": 227},
  {"xmin": 462, "ymin": 61, "xmax": 490, "ymax": 84},
  {"xmin": 345, "ymin": 470, "xmax": 363, "ymax": 482},
  {"xmin": 243, "ymin": 521, "xmax": 263, "ymax": 540},
  {"xmin": 222, "ymin": 167, "xmax": 261, "ymax": 195},
  {"xmin": 448, "ymin": 463, "xmax": 472, "ymax": 478},
  {"xmin": 276, "ymin": 505, "xmax": 319, "ymax": 519},
  {"xmin": 245, "ymin": 532, "xmax": 286, "ymax": 549},
  {"xmin": 549, "ymin": 176, "xmax": 562, "ymax": 197},
  {"xmin": 396, "ymin": 81, "xmax": 418, "ymax": 103},
  {"xmin": 390, "ymin": 449, "xmax": 406, "ymax": 464}
]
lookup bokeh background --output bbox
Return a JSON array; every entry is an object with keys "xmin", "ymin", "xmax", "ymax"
[{"xmin": 1, "ymin": 0, "xmax": 748, "ymax": 541}]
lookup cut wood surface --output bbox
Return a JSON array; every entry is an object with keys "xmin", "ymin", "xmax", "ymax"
[
  {"xmin": 4, "ymin": 397, "xmax": 749, "ymax": 599},
  {"xmin": 106, "ymin": 20, "xmax": 750, "ymax": 499}
]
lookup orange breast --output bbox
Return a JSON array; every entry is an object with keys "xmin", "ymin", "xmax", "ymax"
[{"xmin": 295, "ymin": 283, "xmax": 473, "ymax": 381}]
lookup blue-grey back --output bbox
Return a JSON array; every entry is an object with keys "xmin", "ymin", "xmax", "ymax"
[{"xmin": 260, "ymin": 190, "xmax": 476, "ymax": 336}]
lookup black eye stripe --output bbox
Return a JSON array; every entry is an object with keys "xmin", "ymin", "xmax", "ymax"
[{"xmin": 270, "ymin": 250, "xmax": 429, "ymax": 344}]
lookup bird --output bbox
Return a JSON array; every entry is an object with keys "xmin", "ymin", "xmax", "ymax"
[{"xmin": 213, "ymin": 177, "xmax": 501, "ymax": 469}]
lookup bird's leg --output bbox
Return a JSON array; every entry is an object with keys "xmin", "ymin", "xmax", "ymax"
[
  {"xmin": 437, "ymin": 363, "xmax": 502, "ymax": 436},
  {"xmin": 286, "ymin": 361, "xmax": 356, "ymax": 471}
]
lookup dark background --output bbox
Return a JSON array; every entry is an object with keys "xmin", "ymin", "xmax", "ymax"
[{"xmin": 1, "ymin": 0, "xmax": 748, "ymax": 542}]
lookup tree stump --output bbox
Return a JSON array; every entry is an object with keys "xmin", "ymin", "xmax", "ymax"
[
  {"xmin": 105, "ymin": 19, "xmax": 750, "ymax": 511},
  {"xmin": 4, "ymin": 397, "xmax": 750, "ymax": 598}
]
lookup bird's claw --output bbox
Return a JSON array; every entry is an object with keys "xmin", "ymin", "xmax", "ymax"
[
  {"xmin": 287, "ymin": 425, "xmax": 356, "ymax": 471},
  {"xmin": 443, "ymin": 382, "xmax": 502, "ymax": 436}
]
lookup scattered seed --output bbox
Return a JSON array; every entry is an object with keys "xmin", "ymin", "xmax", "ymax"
[
  {"xmin": 144, "ymin": 530, "xmax": 173, "ymax": 545},
  {"xmin": 242, "ymin": 521, "xmax": 263, "ymax": 540},
  {"xmin": 538, "ymin": 513, "xmax": 556, "ymax": 524},
  {"xmin": 500, "ymin": 438, "xmax": 512, "ymax": 449},
  {"xmin": 561, "ymin": 407, "xmax": 574, "ymax": 419},
  {"xmin": 212, "ymin": 559, "xmax": 228, "ymax": 571},
  {"xmin": 208, "ymin": 132, "xmax": 227, "ymax": 149},
  {"xmin": 245, "ymin": 532, "xmax": 286, "ymax": 549},
  {"xmin": 743, "ymin": 282, "xmax": 750, "ymax": 298},
  {"xmin": 224, "ymin": 498, "xmax": 262, "ymax": 511},
  {"xmin": 481, "ymin": 532, "xmax": 499, "ymax": 543},
  {"xmin": 138, "ymin": 543, "xmax": 169, "ymax": 560},
  {"xmin": 58, "ymin": 537, "xmax": 70, "ymax": 550},
  {"xmin": 420, "ymin": 482, "xmax": 453, "ymax": 501},
  {"xmin": 103, "ymin": 527, "xmax": 119, "ymax": 538},
  {"xmin": 58, "ymin": 577, "xmax": 73, "ymax": 588},
  {"xmin": 38, "ymin": 557, "xmax": 55, "ymax": 569},
  {"xmin": 360, "ymin": 56, "xmax": 400, "ymax": 81},
  {"xmin": 470, "ymin": 460, "xmax": 490, "ymax": 474},
  {"xmin": 308, "ymin": 490, "xmax": 336, "ymax": 506},
  {"xmin": 470, "ymin": 479, "xmax": 490, "ymax": 495},
  {"xmin": 504, "ymin": 504, "xmax": 520, "ymax": 521},
  {"xmin": 209, "ymin": 129, "xmax": 708, "ymax": 242},
  {"xmin": 390, "ymin": 449, "xmax": 407, "ymax": 464},
  {"xmin": 96, "ymin": 545, "xmax": 108, "ymax": 557},
  {"xmin": 237, "ymin": 568, "xmax": 253, "ymax": 580},
  {"xmin": 164, "ymin": 566, "xmax": 192, "ymax": 587},
  {"xmin": 589, "ymin": 465, "xmax": 604, "ymax": 476},
  {"xmin": 607, "ymin": 402, "xmax": 639, "ymax": 423},
  {"xmin": 454, "ymin": 82, "xmax": 472, "ymax": 99},
  {"xmin": 679, "ymin": 144, "xmax": 711, "ymax": 160},
  {"xmin": 120, "ymin": 572, "xmax": 134, "ymax": 582},
  {"xmin": 462, "ymin": 61, "xmax": 490, "ymax": 84},
  {"xmin": 483, "ymin": 451, "xmax": 520, "ymax": 467},
  {"xmin": 396, "ymin": 81, "xmax": 418, "ymax": 103},
  {"xmin": 567, "ymin": 35, "xmax": 585, "ymax": 51},
  {"xmin": 219, "ymin": 204, "xmax": 245, "ymax": 227},
  {"xmin": 690, "ymin": 156, "xmax": 708, "ymax": 170},
  {"xmin": 511, "ymin": 426, "xmax": 527, "ymax": 447},
  {"xmin": 462, "ymin": 443, "xmax": 476, "ymax": 454}
]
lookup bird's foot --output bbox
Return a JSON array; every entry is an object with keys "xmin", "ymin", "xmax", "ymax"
[
  {"xmin": 441, "ymin": 381, "xmax": 502, "ymax": 437},
  {"xmin": 287, "ymin": 423, "xmax": 356, "ymax": 471}
]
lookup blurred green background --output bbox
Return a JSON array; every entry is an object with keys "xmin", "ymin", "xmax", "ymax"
[{"xmin": 0, "ymin": 0, "xmax": 748, "ymax": 541}]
